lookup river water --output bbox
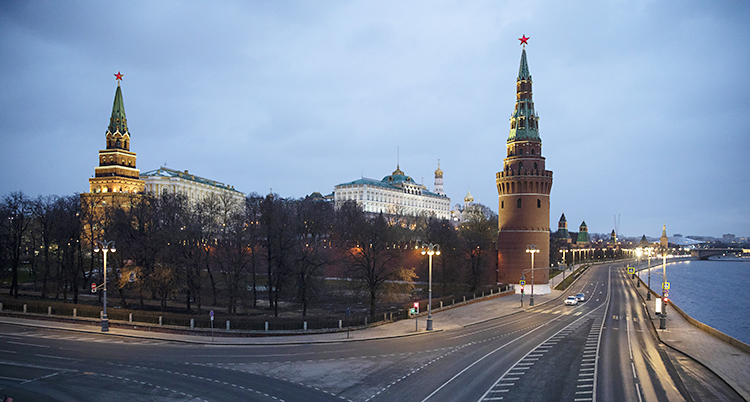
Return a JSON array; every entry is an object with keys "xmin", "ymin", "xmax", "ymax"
[{"xmin": 639, "ymin": 258, "xmax": 750, "ymax": 345}]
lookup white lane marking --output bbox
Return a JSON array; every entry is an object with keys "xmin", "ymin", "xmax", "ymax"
[
  {"xmin": 421, "ymin": 315, "xmax": 562, "ymax": 402},
  {"xmin": 21, "ymin": 372, "xmax": 60, "ymax": 384},
  {"xmin": 7, "ymin": 341, "xmax": 50, "ymax": 348},
  {"xmin": 34, "ymin": 354, "xmax": 80, "ymax": 361},
  {"xmin": 0, "ymin": 375, "xmax": 27, "ymax": 382}
]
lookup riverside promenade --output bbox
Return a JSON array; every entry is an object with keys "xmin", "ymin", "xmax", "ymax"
[
  {"xmin": 2, "ymin": 262, "xmax": 749, "ymax": 399},
  {"xmin": 631, "ymin": 262, "xmax": 750, "ymax": 401}
]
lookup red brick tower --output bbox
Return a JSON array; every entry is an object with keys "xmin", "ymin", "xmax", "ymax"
[{"xmin": 496, "ymin": 38, "xmax": 553, "ymax": 291}]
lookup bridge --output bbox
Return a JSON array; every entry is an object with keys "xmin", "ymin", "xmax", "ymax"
[{"xmin": 691, "ymin": 248, "xmax": 743, "ymax": 260}]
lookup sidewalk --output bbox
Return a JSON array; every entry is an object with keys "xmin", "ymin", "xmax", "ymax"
[
  {"xmin": 630, "ymin": 267, "xmax": 750, "ymax": 401},
  {"xmin": 0, "ymin": 269, "xmax": 570, "ymax": 346}
]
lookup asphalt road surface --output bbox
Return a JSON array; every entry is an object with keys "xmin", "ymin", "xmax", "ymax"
[{"xmin": 0, "ymin": 263, "xmax": 742, "ymax": 401}]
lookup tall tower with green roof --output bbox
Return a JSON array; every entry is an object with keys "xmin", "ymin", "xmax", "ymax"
[
  {"xmin": 88, "ymin": 73, "xmax": 144, "ymax": 195},
  {"xmin": 496, "ymin": 38, "xmax": 553, "ymax": 290}
]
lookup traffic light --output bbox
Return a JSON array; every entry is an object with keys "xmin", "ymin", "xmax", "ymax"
[
  {"xmin": 91, "ymin": 283, "xmax": 97, "ymax": 293},
  {"xmin": 521, "ymin": 286, "xmax": 525, "ymax": 294},
  {"xmin": 413, "ymin": 302, "xmax": 419, "ymax": 314}
]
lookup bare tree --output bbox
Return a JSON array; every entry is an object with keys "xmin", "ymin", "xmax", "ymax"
[
  {"xmin": 458, "ymin": 203, "xmax": 498, "ymax": 291},
  {"xmin": 32, "ymin": 195, "xmax": 58, "ymax": 297},
  {"xmin": 2, "ymin": 191, "xmax": 32, "ymax": 298},
  {"xmin": 261, "ymin": 193, "xmax": 296, "ymax": 317},
  {"xmin": 425, "ymin": 217, "xmax": 460, "ymax": 296},
  {"xmin": 338, "ymin": 201, "xmax": 400, "ymax": 317},
  {"xmin": 293, "ymin": 197, "xmax": 334, "ymax": 316},
  {"xmin": 244, "ymin": 194, "xmax": 264, "ymax": 309}
]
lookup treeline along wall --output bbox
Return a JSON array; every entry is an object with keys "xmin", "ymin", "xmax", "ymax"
[{"xmin": 0, "ymin": 190, "xmax": 499, "ymax": 318}]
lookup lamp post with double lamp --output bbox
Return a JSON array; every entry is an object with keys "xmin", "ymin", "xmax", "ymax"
[
  {"xmin": 635, "ymin": 247, "xmax": 643, "ymax": 287},
  {"xmin": 421, "ymin": 243, "xmax": 440, "ymax": 331},
  {"xmin": 645, "ymin": 247, "xmax": 653, "ymax": 300},
  {"xmin": 94, "ymin": 240, "xmax": 115, "ymax": 332},
  {"xmin": 660, "ymin": 248, "xmax": 668, "ymax": 329},
  {"xmin": 526, "ymin": 245, "xmax": 540, "ymax": 306}
]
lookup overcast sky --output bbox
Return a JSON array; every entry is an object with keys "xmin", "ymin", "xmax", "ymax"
[{"xmin": 1, "ymin": 1, "xmax": 748, "ymax": 239}]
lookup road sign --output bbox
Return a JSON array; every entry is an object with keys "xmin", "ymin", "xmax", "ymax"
[
  {"xmin": 663, "ymin": 282, "xmax": 670, "ymax": 290},
  {"xmin": 627, "ymin": 267, "xmax": 635, "ymax": 274},
  {"xmin": 210, "ymin": 310, "xmax": 214, "ymax": 321},
  {"xmin": 519, "ymin": 280, "xmax": 526, "ymax": 286},
  {"xmin": 91, "ymin": 283, "xmax": 97, "ymax": 293}
]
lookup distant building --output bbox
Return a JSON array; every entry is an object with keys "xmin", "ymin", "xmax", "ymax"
[
  {"xmin": 639, "ymin": 235, "xmax": 649, "ymax": 247},
  {"xmin": 333, "ymin": 163, "xmax": 450, "ymax": 219},
  {"xmin": 660, "ymin": 225, "xmax": 669, "ymax": 249},
  {"xmin": 554, "ymin": 213, "xmax": 571, "ymax": 244},
  {"xmin": 722, "ymin": 233, "xmax": 736, "ymax": 243},
  {"xmin": 576, "ymin": 221, "xmax": 590, "ymax": 244},
  {"xmin": 450, "ymin": 189, "xmax": 476, "ymax": 225},
  {"xmin": 141, "ymin": 166, "xmax": 244, "ymax": 207}
]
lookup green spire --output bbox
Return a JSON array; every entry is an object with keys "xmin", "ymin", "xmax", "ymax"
[
  {"xmin": 108, "ymin": 84, "xmax": 128, "ymax": 135},
  {"xmin": 518, "ymin": 48, "xmax": 531, "ymax": 80},
  {"xmin": 507, "ymin": 47, "xmax": 539, "ymax": 142}
]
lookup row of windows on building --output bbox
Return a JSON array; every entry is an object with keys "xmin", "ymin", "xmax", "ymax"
[
  {"xmin": 500, "ymin": 198, "xmax": 543, "ymax": 209},
  {"xmin": 337, "ymin": 191, "xmax": 449, "ymax": 211},
  {"xmin": 498, "ymin": 180, "xmax": 550, "ymax": 195}
]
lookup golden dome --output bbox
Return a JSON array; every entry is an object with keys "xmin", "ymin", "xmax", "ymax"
[
  {"xmin": 434, "ymin": 160, "xmax": 443, "ymax": 177},
  {"xmin": 464, "ymin": 189, "xmax": 474, "ymax": 203},
  {"xmin": 392, "ymin": 164, "xmax": 405, "ymax": 176}
]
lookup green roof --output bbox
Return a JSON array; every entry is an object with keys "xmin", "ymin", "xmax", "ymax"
[
  {"xmin": 335, "ymin": 175, "xmax": 446, "ymax": 198},
  {"xmin": 140, "ymin": 167, "xmax": 242, "ymax": 193},
  {"xmin": 518, "ymin": 48, "xmax": 531, "ymax": 80},
  {"xmin": 108, "ymin": 84, "xmax": 128, "ymax": 135}
]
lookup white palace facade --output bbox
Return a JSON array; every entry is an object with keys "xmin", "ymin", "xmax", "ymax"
[
  {"xmin": 333, "ymin": 164, "xmax": 451, "ymax": 219},
  {"xmin": 140, "ymin": 166, "xmax": 245, "ymax": 207}
]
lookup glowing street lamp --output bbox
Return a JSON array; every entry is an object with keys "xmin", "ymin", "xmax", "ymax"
[
  {"xmin": 526, "ymin": 245, "xmax": 540, "ymax": 306},
  {"xmin": 94, "ymin": 240, "xmax": 115, "ymax": 332},
  {"xmin": 635, "ymin": 247, "xmax": 643, "ymax": 287},
  {"xmin": 645, "ymin": 247, "xmax": 653, "ymax": 300},
  {"xmin": 660, "ymin": 248, "xmax": 668, "ymax": 329},
  {"xmin": 421, "ymin": 243, "xmax": 440, "ymax": 331}
]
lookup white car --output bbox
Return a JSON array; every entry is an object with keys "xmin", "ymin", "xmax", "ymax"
[{"xmin": 565, "ymin": 296, "xmax": 578, "ymax": 306}]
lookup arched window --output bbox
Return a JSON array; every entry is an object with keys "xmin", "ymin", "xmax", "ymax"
[
  {"xmin": 534, "ymin": 162, "xmax": 538, "ymax": 170},
  {"xmin": 537, "ymin": 199, "xmax": 541, "ymax": 208},
  {"xmin": 517, "ymin": 198, "xmax": 522, "ymax": 208}
]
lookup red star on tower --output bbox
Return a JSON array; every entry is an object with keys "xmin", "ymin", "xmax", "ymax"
[
  {"xmin": 519, "ymin": 35, "xmax": 529, "ymax": 46},
  {"xmin": 114, "ymin": 71, "xmax": 124, "ymax": 81}
]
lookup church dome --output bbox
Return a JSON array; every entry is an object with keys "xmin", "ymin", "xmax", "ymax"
[{"xmin": 464, "ymin": 189, "xmax": 474, "ymax": 203}]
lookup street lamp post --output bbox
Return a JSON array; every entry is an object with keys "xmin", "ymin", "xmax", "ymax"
[
  {"xmin": 94, "ymin": 240, "xmax": 115, "ymax": 332},
  {"xmin": 646, "ymin": 247, "xmax": 653, "ymax": 300},
  {"xmin": 660, "ymin": 249, "xmax": 668, "ymax": 329},
  {"xmin": 421, "ymin": 243, "xmax": 440, "ymax": 331},
  {"xmin": 635, "ymin": 247, "xmax": 643, "ymax": 287},
  {"xmin": 526, "ymin": 245, "xmax": 540, "ymax": 306}
]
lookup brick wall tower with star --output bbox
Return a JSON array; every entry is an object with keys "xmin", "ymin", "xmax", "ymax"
[
  {"xmin": 87, "ymin": 72, "xmax": 145, "ymax": 196},
  {"xmin": 495, "ymin": 37, "xmax": 553, "ymax": 292},
  {"xmin": 81, "ymin": 72, "xmax": 145, "ymax": 230}
]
